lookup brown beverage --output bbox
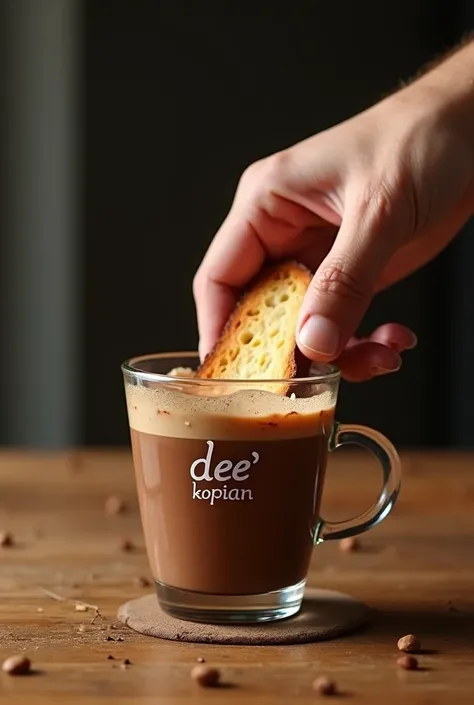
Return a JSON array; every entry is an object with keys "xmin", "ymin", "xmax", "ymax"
[{"xmin": 126, "ymin": 382, "xmax": 334, "ymax": 596}]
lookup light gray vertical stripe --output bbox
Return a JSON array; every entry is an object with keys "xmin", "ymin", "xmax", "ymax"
[{"xmin": 1, "ymin": 0, "xmax": 81, "ymax": 447}]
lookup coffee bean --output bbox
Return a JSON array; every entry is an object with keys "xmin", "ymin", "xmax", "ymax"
[
  {"xmin": 339, "ymin": 537, "xmax": 359, "ymax": 553},
  {"xmin": 313, "ymin": 676, "xmax": 337, "ymax": 695},
  {"xmin": 191, "ymin": 665, "xmax": 220, "ymax": 687},
  {"xmin": 120, "ymin": 538, "xmax": 135, "ymax": 552},
  {"xmin": 105, "ymin": 495, "xmax": 127, "ymax": 516},
  {"xmin": 397, "ymin": 634, "xmax": 421, "ymax": 653},
  {"xmin": 0, "ymin": 531, "xmax": 14, "ymax": 547},
  {"xmin": 2, "ymin": 655, "xmax": 31, "ymax": 675}
]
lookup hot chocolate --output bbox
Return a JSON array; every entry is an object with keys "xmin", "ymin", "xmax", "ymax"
[{"xmin": 126, "ymin": 383, "xmax": 335, "ymax": 596}]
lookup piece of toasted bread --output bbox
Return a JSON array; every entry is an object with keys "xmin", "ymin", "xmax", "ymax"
[{"xmin": 197, "ymin": 260, "xmax": 312, "ymax": 393}]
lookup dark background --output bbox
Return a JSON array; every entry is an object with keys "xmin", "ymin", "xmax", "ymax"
[{"xmin": 1, "ymin": 1, "xmax": 473, "ymax": 448}]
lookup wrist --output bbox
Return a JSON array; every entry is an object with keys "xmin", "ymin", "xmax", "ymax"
[
  {"xmin": 385, "ymin": 40, "xmax": 474, "ymax": 203},
  {"xmin": 404, "ymin": 41, "xmax": 474, "ymax": 161}
]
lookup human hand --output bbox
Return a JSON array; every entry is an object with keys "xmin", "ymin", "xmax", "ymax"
[{"xmin": 193, "ymin": 41, "xmax": 474, "ymax": 381}]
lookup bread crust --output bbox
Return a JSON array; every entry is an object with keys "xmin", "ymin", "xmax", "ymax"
[{"xmin": 197, "ymin": 260, "xmax": 312, "ymax": 392}]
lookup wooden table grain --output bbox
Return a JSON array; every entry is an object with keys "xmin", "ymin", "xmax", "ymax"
[{"xmin": 0, "ymin": 449, "xmax": 473, "ymax": 703}]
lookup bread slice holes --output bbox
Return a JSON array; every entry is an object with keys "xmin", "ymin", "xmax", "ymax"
[
  {"xmin": 229, "ymin": 349, "xmax": 239, "ymax": 361},
  {"xmin": 270, "ymin": 329, "xmax": 278, "ymax": 338},
  {"xmin": 290, "ymin": 284, "xmax": 297, "ymax": 292},
  {"xmin": 240, "ymin": 331, "xmax": 253, "ymax": 345},
  {"xmin": 247, "ymin": 308, "xmax": 260, "ymax": 316},
  {"xmin": 276, "ymin": 340, "xmax": 284, "ymax": 348},
  {"xmin": 265, "ymin": 297, "xmax": 276, "ymax": 308},
  {"xmin": 259, "ymin": 354, "xmax": 268, "ymax": 367},
  {"xmin": 280, "ymin": 293, "xmax": 289, "ymax": 302},
  {"xmin": 251, "ymin": 338, "xmax": 261, "ymax": 347}
]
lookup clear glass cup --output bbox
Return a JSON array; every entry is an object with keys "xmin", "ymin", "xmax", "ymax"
[{"xmin": 122, "ymin": 352, "xmax": 401, "ymax": 624}]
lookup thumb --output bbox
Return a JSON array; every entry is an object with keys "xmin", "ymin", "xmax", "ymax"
[{"xmin": 296, "ymin": 198, "xmax": 401, "ymax": 361}]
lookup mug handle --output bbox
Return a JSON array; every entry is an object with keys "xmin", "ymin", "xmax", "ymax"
[{"xmin": 314, "ymin": 422, "xmax": 401, "ymax": 544}]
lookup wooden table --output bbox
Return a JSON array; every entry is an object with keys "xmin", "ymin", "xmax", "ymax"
[{"xmin": 0, "ymin": 450, "xmax": 473, "ymax": 704}]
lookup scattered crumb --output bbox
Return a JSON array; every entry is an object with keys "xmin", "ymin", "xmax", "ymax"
[
  {"xmin": 105, "ymin": 495, "xmax": 127, "ymax": 516},
  {"xmin": 397, "ymin": 634, "xmax": 421, "ymax": 653},
  {"xmin": 123, "ymin": 658, "xmax": 131, "ymax": 665},
  {"xmin": 397, "ymin": 655, "xmax": 418, "ymax": 670},
  {"xmin": 339, "ymin": 537, "xmax": 359, "ymax": 553},
  {"xmin": 77, "ymin": 624, "xmax": 87, "ymax": 633},
  {"xmin": 107, "ymin": 655, "xmax": 115, "ymax": 660},
  {"xmin": 184, "ymin": 421, "xmax": 191, "ymax": 427},
  {"xmin": 134, "ymin": 576, "xmax": 151, "ymax": 588},
  {"xmin": 120, "ymin": 538, "xmax": 135, "ymax": 552},
  {"xmin": 75, "ymin": 604, "xmax": 88, "ymax": 612},
  {"xmin": 196, "ymin": 656, "xmax": 206, "ymax": 663},
  {"xmin": 106, "ymin": 636, "xmax": 114, "ymax": 642},
  {"xmin": 37, "ymin": 607, "xmax": 43, "ymax": 613},
  {"xmin": 313, "ymin": 676, "xmax": 337, "ymax": 695},
  {"xmin": 191, "ymin": 665, "xmax": 220, "ymax": 687},
  {"xmin": 116, "ymin": 637, "xmax": 124, "ymax": 642},
  {"xmin": 0, "ymin": 531, "xmax": 14, "ymax": 547},
  {"xmin": 2, "ymin": 654, "xmax": 31, "ymax": 675}
]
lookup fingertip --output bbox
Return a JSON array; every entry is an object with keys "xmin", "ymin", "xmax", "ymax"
[
  {"xmin": 369, "ymin": 323, "xmax": 418, "ymax": 352},
  {"xmin": 336, "ymin": 342, "xmax": 402, "ymax": 382}
]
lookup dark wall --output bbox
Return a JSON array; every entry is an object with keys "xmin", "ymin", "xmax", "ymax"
[{"xmin": 84, "ymin": 1, "xmax": 473, "ymax": 447}]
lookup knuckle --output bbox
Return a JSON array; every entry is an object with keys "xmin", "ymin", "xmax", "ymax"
[
  {"xmin": 358, "ymin": 179, "xmax": 398, "ymax": 226},
  {"xmin": 262, "ymin": 151, "xmax": 292, "ymax": 182},
  {"xmin": 238, "ymin": 159, "xmax": 267, "ymax": 193},
  {"xmin": 238, "ymin": 151, "xmax": 291, "ymax": 195},
  {"xmin": 311, "ymin": 258, "xmax": 367, "ymax": 303}
]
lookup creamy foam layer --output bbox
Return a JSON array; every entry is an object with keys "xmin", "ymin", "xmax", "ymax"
[{"xmin": 125, "ymin": 383, "xmax": 336, "ymax": 440}]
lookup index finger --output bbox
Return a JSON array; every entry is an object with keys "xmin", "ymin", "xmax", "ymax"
[{"xmin": 193, "ymin": 210, "xmax": 266, "ymax": 361}]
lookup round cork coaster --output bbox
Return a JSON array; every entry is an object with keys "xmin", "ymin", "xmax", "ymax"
[{"xmin": 117, "ymin": 589, "xmax": 371, "ymax": 645}]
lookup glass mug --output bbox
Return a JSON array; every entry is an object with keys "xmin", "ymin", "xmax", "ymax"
[{"xmin": 122, "ymin": 352, "xmax": 401, "ymax": 624}]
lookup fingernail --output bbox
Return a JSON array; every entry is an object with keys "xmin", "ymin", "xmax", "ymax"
[
  {"xmin": 407, "ymin": 333, "xmax": 418, "ymax": 350},
  {"xmin": 371, "ymin": 361, "xmax": 402, "ymax": 376},
  {"xmin": 298, "ymin": 315, "xmax": 340, "ymax": 357}
]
